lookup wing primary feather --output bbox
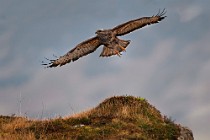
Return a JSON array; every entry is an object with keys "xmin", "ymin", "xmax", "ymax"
[
  {"xmin": 156, "ymin": 8, "xmax": 167, "ymax": 17},
  {"xmin": 43, "ymin": 10, "xmax": 166, "ymax": 67},
  {"xmin": 43, "ymin": 37, "xmax": 101, "ymax": 68},
  {"xmin": 112, "ymin": 9, "xmax": 166, "ymax": 36},
  {"xmin": 44, "ymin": 57, "xmax": 55, "ymax": 62},
  {"xmin": 53, "ymin": 54, "xmax": 58, "ymax": 58}
]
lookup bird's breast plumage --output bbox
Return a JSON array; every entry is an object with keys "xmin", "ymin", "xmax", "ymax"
[
  {"xmin": 43, "ymin": 9, "xmax": 166, "ymax": 67},
  {"xmin": 96, "ymin": 30, "xmax": 115, "ymax": 45}
]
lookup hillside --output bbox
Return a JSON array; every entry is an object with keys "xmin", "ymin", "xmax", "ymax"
[{"xmin": 0, "ymin": 96, "xmax": 193, "ymax": 140}]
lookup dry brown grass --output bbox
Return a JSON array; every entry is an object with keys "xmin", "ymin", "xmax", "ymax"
[{"xmin": 0, "ymin": 95, "xmax": 180, "ymax": 140}]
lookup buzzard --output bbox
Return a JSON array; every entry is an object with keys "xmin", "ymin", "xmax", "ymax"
[{"xmin": 43, "ymin": 9, "xmax": 166, "ymax": 68}]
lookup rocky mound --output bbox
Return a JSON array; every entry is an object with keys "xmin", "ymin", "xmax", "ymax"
[{"xmin": 0, "ymin": 96, "xmax": 193, "ymax": 140}]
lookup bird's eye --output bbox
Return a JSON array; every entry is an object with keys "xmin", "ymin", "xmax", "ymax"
[{"xmin": 96, "ymin": 30, "xmax": 101, "ymax": 34}]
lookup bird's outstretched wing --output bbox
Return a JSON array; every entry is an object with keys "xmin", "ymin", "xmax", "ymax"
[
  {"xmin": 112, "ymin": 9, "xmax": 166, "ymax": 36},
  {"xmin": 43, "ymin": 37, "xmax": 101, "ymax": 68}
]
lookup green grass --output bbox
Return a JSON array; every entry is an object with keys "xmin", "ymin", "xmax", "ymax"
[{"xmin": 0, "ymin": 95, "xmax": 180, "ymax": 140}]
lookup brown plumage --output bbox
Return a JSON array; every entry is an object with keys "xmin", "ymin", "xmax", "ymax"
[{"xmin": 43, "ymin": 9, "xmax": 166, "ymax": 68}]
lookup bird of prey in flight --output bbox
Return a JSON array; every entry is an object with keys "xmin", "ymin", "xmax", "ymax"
[{"xmin": 43, "ymin": 9, "xmax": 166, "ymax": 68}]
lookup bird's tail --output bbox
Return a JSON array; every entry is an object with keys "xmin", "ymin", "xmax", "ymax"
[
  {"xmin": 100, "ymin": 39, "xmax": 130, "ymax": 57},
  {"xmin": 118, "ymin": 38, "xmax": 130, "ymax": 49}
]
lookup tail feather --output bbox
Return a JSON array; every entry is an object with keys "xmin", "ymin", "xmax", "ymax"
[{"xmin": 100, "ymin": 39, "xmax": 130, "ymax": 57}]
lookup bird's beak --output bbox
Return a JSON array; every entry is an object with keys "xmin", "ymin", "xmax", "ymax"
[
  {"xmin": 95, "ymin": 29, "xmax": 103, "ymax": 34},
  {"xmin": 95, "ymin": 30, "xmax": 100, "ymax": 34}
]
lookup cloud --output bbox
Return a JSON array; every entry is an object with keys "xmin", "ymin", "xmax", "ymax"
[
  {"xmin": 177, "ymin": 4, "xmax": 202, "ymax": 22},
  {"xmin": 0, "ymin": 0, "xmax": 210, "ymax": 139},
  {"xmin": 0, "ymin": 30, "xmax": 12, "ymax": 60}
]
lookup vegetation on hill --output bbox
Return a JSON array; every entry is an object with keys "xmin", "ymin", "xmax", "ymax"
[{"xmin": 0, "ymin": 96, "xmax": 180, "ymax": 140}]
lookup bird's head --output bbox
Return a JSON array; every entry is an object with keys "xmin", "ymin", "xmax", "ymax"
[
  {"xmin": 95, "ymin": 29, "xmax": 111, "ymax": 36},
  {"xmin": 95, "ymin": 29, "xmax": 103, "ymax": 35}
]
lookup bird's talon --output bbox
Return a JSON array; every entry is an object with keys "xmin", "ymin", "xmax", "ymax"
[
  {"xmin": 119, "ymin": 45, "xmax": 126, "ymax": 52},
  {"xmin": 117, "ymin": 53, "xmax": 121, "ymax": 57}
]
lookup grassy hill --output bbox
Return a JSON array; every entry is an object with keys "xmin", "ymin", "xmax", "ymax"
[{"xmin": 0, "ymin": 96, "xmax": 187, "ymax": 140}]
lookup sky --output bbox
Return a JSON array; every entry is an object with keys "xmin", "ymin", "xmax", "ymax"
[{"xmin": 0, "ymin": 0, "xmax": 210, "ymax": 139}]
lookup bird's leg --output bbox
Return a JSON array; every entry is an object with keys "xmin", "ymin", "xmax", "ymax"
[
  {"xmin": 106, "ymin": 45, "xmax": 122, "ymax": 57},
  {"xmin": 114, "ymin": 49, "xmax": 121, "ymax": 57},
  {"xmin": 117, "ymin": 52, "xmax": 121, "ymax": 57},
  {"xmin": 119, "ymin": 45, "xmax": 126, "ymax": 52},
  {"xmin": 117, "ymin": 38, "xmax": 130, "ymax": 52}
]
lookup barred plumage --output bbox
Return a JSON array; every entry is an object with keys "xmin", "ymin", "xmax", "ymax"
[{"xmin": 43, "ymin": 9, "xmax": 166, "ymax": 68}]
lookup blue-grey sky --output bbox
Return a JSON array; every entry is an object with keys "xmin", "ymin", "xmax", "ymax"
[{"xmin": 0, "ymin": 0, "xmax": 210, "ymax": 139}]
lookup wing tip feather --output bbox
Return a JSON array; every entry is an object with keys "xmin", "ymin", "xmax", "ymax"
[
  {"xmin": 156, "ymin": 9, "xmax": 167, "ymax": 18},
  {"xmin": 41, "ymin": 57, "xmax": 62, "ymax": 68}
]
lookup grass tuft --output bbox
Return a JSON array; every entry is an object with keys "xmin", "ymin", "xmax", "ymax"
[{"xmin": 0, "ymin": 95, "xmax": 180, "ymax": 139}]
